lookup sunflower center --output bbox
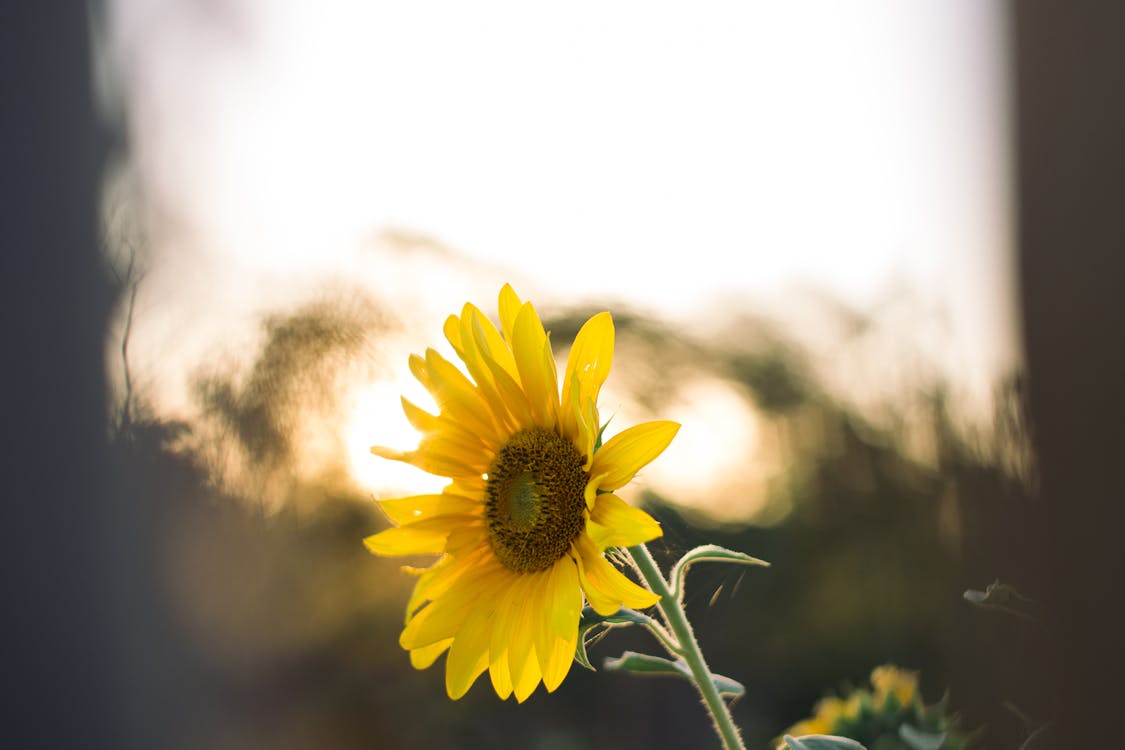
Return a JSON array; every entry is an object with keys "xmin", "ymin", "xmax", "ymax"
[{"xmin": 485, "ymin": 427, "xmax": 588, "ymax": 573}]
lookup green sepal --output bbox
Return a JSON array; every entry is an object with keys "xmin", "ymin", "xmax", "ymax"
[
  {"xmin": 899, "ymin": 724, "xmax": 947, "ymax": 750},
  {"xmin": 963, "ymin": 580, "xmax": 1043, "ymax": 624},
  {"xmin": 602, "ymin": 650, "xmax": 745, "ymax": 700},
  {"xmin": 783, "ymin": 735, "xmax": 867, "ymax": 750},
  {"xmin": 670, "ymin": 544, "xmax": 770, "ymax": 600},
  {"xmin": 593, "ymin": 416, "xmax": 613, "ymax": 453}
]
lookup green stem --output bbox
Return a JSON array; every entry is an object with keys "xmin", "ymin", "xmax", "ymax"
[{"xmin": 628, "ymin": 543, "xmax": 746, "ymax": 750}]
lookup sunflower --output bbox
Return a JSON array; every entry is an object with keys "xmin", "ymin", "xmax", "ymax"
[{"xmin": 364, "ymin": 285, "xmax": 679, "ymax": 702}]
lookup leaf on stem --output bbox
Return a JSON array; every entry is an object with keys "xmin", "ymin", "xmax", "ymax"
[
  {"xmin": 783, "ymin": 735, "xmax": 867, "ymax": 750},
  {"xmin": 603, "ymin": 650, "xmax": 684, "ymax": 675},
  {"xmin": 670, "ymin": 544, "xmax": 769, "ymax": 600},
  {"xmin": 899, "ymin": 724, "xmax": 947, "ymax": 750},
  {"xmin": 603, "ymin": 650, "xmax": 745, "ymax": 699}
]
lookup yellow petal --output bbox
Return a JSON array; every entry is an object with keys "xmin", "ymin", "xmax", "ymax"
[
  {"xmin": 421, "ymin": 348, "xmax": 501, "ymax": 440},
  {"xmin": 533, "ymin": 560, "xmax": 577, "ymax": 671},
  {"xmin": 416, "ymin": 431, "xmax": 491, "ymax": 472},
  {"xmin": 588, "ymin": 420, "xmax": 680, "ymax": 492},
  {"xmin": 377, "ymin": 493, "xmax": 480, "ymax": 526},
  {"xmin": 488, "ymin": 648, "xmax": 514, "ymax": 700},
  {"xmin": 443, "ymin": 313, "xmax": 465, "ymax": 354},
  {"xmin": 444, "ymin": 523, "xmax": 489, "ymax": 557},
  {"xmin": 464, "ymin": 304, "xmax": 519, "ymax": 381},
  {"xmin": 498, "ymin": 283, "xmax": 523, "ymax": 343},
  {"xmin": 402, "ymin": 395, "xmax": 501, "ymax": 453},
  {"xmin": 449, "ymin": 310, "xmax": 519, "ymax": 434},
  {"xmin": 507, "ymin": 571, "xmax": 549, "ymax": 702},
  {"xmin": 509, "ymin": 577, "xmax": 542, "ymax": 681},
  {"xmin": 573, "ymin": 536, "xmax": 660, "ymax": 615},
  {"xmin": 466, "ymin": 309, "xmax": 534, "ymax": 428},
  {"xmin": 364, "ymin": 515, "xmax": 473, "ymax": 556},
  {"xmin": 546, "ymin": 556, "xmax": 582, "ymax": 638},
  {"xmin": 405, "ymin": 543, "xmax": 494, "ymax": 619},
  {"xmin": 535, "ymin": 558, "xmax": 581, "ymax": 692},
  {"xmin": 409, "ymin": 638, "xmax": 451, "ymax": 670},
  {"xmin": 541, "ymin": 627, "xmax": 577, "ymax": 693},
  {"xmin": 400, "ymin": 396, "xmax": 439, "ymax": 433},
  {"xmin": 560, "ymin": 312, "xmax": 613, "ymax": 439},
  {"xmin": 370, "ymin": 444, "xmax": 481, "ymax": 480},
  {"xmin": 511, "ymin": 302, "xmax": 559, "ymax": 428},
  {"xmin": 445, "ymin": 606, "xmax": 494, "ymax": 699},
  {"xmin": 584, "ymin": 472, "xmax": 608, "ymax": 510},
  {"xmin": 564, "ymin": 371, "xmax": 599, "ymax": 466},
  {"xmin": 586, "ymin": 493, "xmax": 663, "ymax": 549},
  {"xmin": 401, "ymin": 564, "xmax": 509, "ymax": 649},
  {"xmin": 513, "ymin": 645, "xmax": 541, "ymax": 703}
]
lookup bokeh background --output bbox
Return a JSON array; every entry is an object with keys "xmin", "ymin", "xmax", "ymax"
[{"xmin": 6, "ymin": 2, "xmax": 1123, "ymax": 749}]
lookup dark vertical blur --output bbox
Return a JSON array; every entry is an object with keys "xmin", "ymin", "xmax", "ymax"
[
  {"xmin": 1014, "ymin": 1, "xmax": 1125, "ymax": 745},
  {"xmin": 1, "ymin": 2, "xmax": 122, "ymax": 747}
]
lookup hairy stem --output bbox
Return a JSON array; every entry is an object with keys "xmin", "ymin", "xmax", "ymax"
[{"xmin": 628, "ymin": 543, "xmax": 746, "ymax": 750}]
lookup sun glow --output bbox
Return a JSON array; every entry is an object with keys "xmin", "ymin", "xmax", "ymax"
[
  {"xmin": 345, "ymin": 379, "xmax": 446, "ymax": 497},
  {"xmin": 644, "ymin": 378, "xmax": 778, "ymax": 522}
]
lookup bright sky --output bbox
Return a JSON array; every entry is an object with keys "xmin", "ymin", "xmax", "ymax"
[{"xmin": 106, "ymin": 0, "xmax": 1017, "ymax": 519}]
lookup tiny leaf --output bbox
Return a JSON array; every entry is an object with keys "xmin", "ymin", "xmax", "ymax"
[
  {"xmin": 784, "ymin": 735, "xmax": 867, "ymax": 750},
  {"xmin": 575, "ymin": 607, "xmax": 674, "ymax": 671},
  {"xmin": 711, "ymin": 672, "xmax": 746, "ymax": 700},
  {"xmin": 963, "ymin": 580, "xmax": 1044, "ymax": 625},
  {"xmin": 573, "ymin": 631, "xmax": 597, "ymax": 671},
  {"xmin": 671, "ymin": 544, "xmax": 770, "ymax": 599},
  {"xmin": 899, "ymin": 724, "xmax": 947, "ymax": 750}
]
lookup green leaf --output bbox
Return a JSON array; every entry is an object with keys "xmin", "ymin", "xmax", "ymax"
[
  {"xmin": 963, "ymin": 580, "xmax": 1044, "ymax": 625},
  {"xmin": 711, "ymin": 672, "xmax": 746, "ymax": 700},
  {"xmin": 899, "ymin": 724, "xmax": 947, "ymax": 750},
  {"xmin": 603, "ymin": 651, "xmax": 685, "ymax": 675},
  {"xmin": 783, "ymin": 735, "xmax": 866, "ymax": 750},
  {"xmin": 603, "ymin": 650, "xmax": 745, "ymax": 700},
  {"xmin": 671, "ymin": 544, "xmax": 770, "ymax": 599},
  {"xmin": 602, "ymin": 608, "xmax": 654, "ymax": 627}
]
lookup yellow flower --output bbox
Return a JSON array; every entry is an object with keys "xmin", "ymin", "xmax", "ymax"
[
  {"xmin": 870, "ymin": 665, "xmax": 918, "ymax": 708},
  {"xmin": 365, "ymin": 285, "xmax": 678, "ymax": 702},
  {"xmin": 813, "ymin": 695, "xmax": 856, "ymax": 724},
  {"xmin": 777, "ymin": 695, "xmax": 856, "ymax": 746}
]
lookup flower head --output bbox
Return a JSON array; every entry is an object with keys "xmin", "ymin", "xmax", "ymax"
[{"xmin": 365, "ymin": 285, "xmax": 678, "ymax": 701}]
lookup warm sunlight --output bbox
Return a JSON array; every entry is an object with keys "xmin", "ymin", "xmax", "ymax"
[
  {"xmin": 107, "ymin": 0, "xmax": 1016, "ymax": 523},
  {"xmin": 74, "ymin": 0, "xmax": 1083, "ymax": 745},
  {"xmin": 345, "ymin": 379, "xmax": 446, "ymax": 498},
  {"xmin": 644, "ymin": 378, "xmax": 778, "ymax": 522}
]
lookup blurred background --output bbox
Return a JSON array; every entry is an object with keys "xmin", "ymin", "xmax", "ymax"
[{"xmin": 7, "ymin": 1, "xmax": 1122, "ymax": 749}]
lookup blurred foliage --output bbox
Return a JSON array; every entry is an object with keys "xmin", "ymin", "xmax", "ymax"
[
  {"xmin": 111, "ymin": 293, "xmax": 1046, "ymax": 749},
  {"xmin": 778, "ymin": 665, "xmax": 971, "ymax": 750}
]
